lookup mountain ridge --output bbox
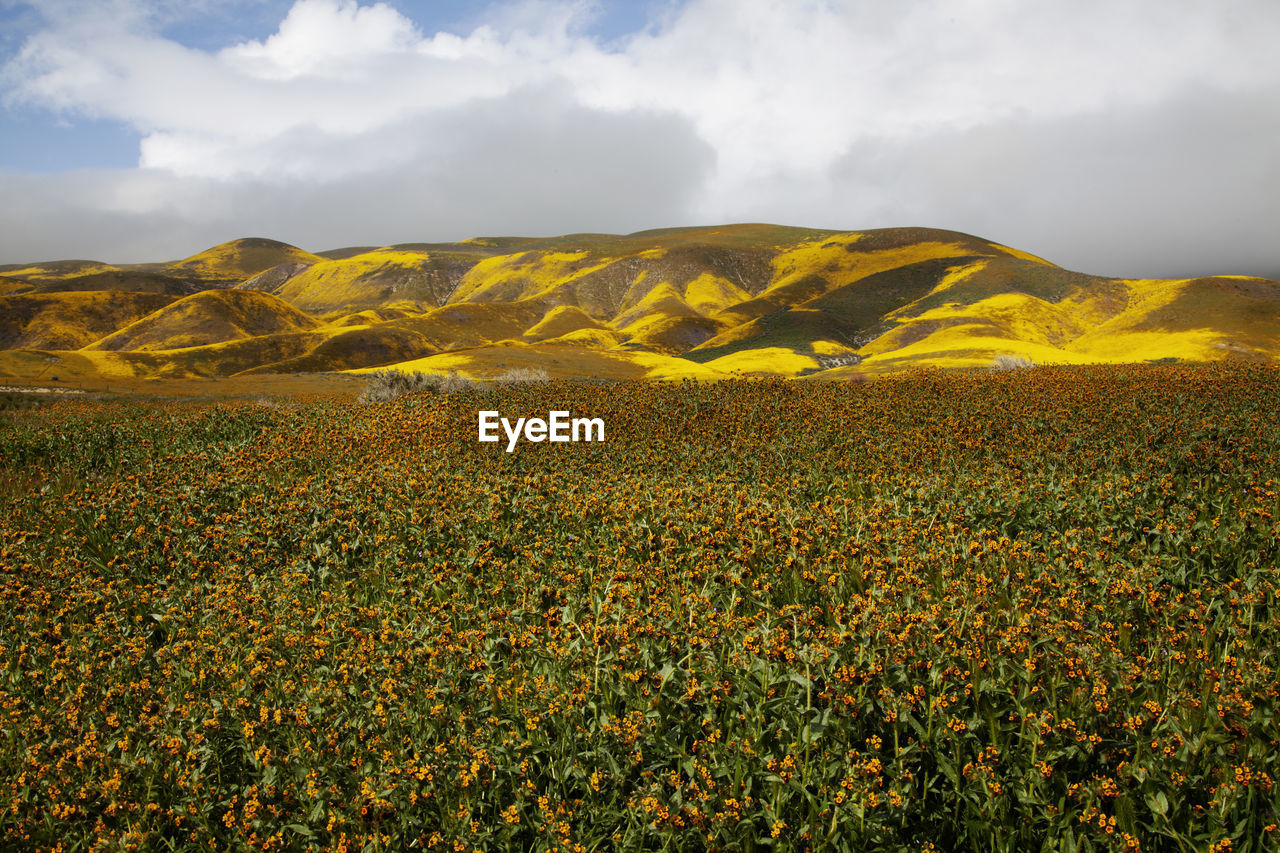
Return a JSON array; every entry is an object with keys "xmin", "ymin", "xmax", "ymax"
[{"xmin": 1, "ymin": 227, "xmax": 1276, "ymax": 382}]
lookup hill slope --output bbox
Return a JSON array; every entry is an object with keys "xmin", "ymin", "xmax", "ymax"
[
  {"xmin": 86, "ymin": 290, "xmax": 323, "ymax": 352},
  {"xmin": 165, "ymin": 238, "xmax": 323, "ymax": 287},
  {"xmin": 271, "ymin": 247, "xmax": 490, "ymax": 314},
  {"xmin": 0, "ymin": 292, "xmax": 178, "ymax": 350},
  {"xmin": 27, "ymin": 270, "xmax": 199, "ymax": 296},
  {"xmin": 2, "ymin": 224, "xmax": 1277, "ymax": 380},
  {"xmin": 0, "ymin": 275, "xmax": 31, "ymax": 296},
  {"xmin": 0, "ymin": 259, "xmax": 119, "ymax": 282}
]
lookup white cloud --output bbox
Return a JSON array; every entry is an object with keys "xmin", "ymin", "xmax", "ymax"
[
  {"xmin": 0, "ymin": 83, "xmax": 715, "ymax": 260},
  {"xmin": 1, "ymin": 0, "xmax": 1278, "ymax": 276},
  {"xmin": 222, "ymin": 0, "xmax": 420, "ymax": 80}
]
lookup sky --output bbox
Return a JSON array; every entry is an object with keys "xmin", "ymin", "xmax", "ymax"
[{"xmin": 0, "ymin": 0, "xmax": 1277, "ymax": 278}]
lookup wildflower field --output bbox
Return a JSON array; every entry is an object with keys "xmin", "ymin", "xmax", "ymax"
[{"xmin": 1, "ymin": 364, "xmax": 1278, "ymax": 852}]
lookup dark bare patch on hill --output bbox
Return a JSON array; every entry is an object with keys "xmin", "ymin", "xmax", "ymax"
[
  {"xmin": 0, "ymin": 292, "xmax": 177, "ymax": 350},
  {"xmin": 117, "ymin": 330, "xmax": 331, "ymax": 378},
  {"xmin": 0, "ymin": 275, "xmax": 32, "ymax": 296},
  {"xmin": 235, "ymin": 262, "xmax": 313, "ymax": 293},
  {"xmin": 29, "ymin": 270, "xmax": 199, "ymax": 296},
  {"xmin": 1126, "ymin": 277, "xmax": 1280, "ymax": 353},
  {"xmin": 0, "ymin": 259, "xmax": 118, "ymax": 282},
  {"xmin": 245, "ymin": 326, "xmax": 438, "ymax": 374},
  {"xmin": 841, "ymin": 227, "xmax": 1052, "ymax": 263},
  {"xmin": 273, "ymin": 250, "xmax": 486, "ymax": 314}
]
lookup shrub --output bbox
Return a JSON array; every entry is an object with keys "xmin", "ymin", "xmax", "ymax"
[
  {"xmin": 0, "ymin": 391, "xmax": 41, "ymax": 412},
  {"xmin": 492, "ymin": 367, "xmax": 550, "ymax": 385},
  {"xmin": 989, "ymin": 353, "xmax": 1035, "ymax": 371},
  {"xmin": 359, "ymin": 369, "xmax": 476, "ymax": 402},
  {"xmin": 359, "ymin": 367, "xmax": 550, "ymax": 402}
]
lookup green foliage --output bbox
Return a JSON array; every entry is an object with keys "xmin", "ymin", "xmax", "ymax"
[
  {"xmin": 1, "ymin": 364, "xmax": 1278, "ymax": 851},
  {"xmin": 0, "ymin": 390, "xmax": 42, "ymax": 412}
]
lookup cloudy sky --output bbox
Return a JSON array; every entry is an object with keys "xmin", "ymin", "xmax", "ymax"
[{"xmin": 1, "ymin": 0, "xmax": 1277, "ymax": 277}]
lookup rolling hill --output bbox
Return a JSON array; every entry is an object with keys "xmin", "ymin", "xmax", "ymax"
[
  {"xmin": 0, "ymin": 291, "xmax": 179, "ymax": 351},
  {"xmin": 1, "ymin": 224, "xmax": 1277, "ymax": 382},
  {"xmin": 86, "ymin": 290, "xmax": 323, "ymax": 352},
  {"xmin": 164, "ymin": 238, "xmax": 324, "ymax": 288},
  {"xmin": 0, "ymin": 259, "xmax": 120, "ymax": 282},
  {"xmin": 269, "ymin": 246, "xmax": 488, "ymax": 314},
  {"xmin": 25, "ymin": 270, "xmax": 199, "ymax": 296},
  {"xmin": 0, "ymin": 275, "xmax": 31, "ymax": 296}
]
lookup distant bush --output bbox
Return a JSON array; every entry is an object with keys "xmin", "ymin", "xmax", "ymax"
[
  {"xmin": 989, "ymin": 353, "xmax": 1036, "ymax": 371},
  {"xmin": 492, "ymin": 367, "xmax": 550, "ymax": 385},
  {"xmin": 360, "ymin": 370, "xmax": 475, "ymax": 402},
  {"xmin": 0, "ymin": 391, "xmax": 41, "ymax": 412},
  {"xmin": 360, "ymin": 367, "xmax": 549, "ymax": 402}
]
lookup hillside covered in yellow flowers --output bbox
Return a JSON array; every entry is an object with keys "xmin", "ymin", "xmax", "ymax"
[{"xmin": 1, "ymin": 225, "xmax": 1277, "ymax": 382}]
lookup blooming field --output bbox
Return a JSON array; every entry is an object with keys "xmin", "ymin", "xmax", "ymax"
[{"xmin": 1, "ymin": 365, "xmax": 1278, "ymax": 852}]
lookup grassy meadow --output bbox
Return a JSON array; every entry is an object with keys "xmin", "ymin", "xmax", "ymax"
[{"xmin": 1, "ymin": 365, "xmax": 1278, "ymax": 851}]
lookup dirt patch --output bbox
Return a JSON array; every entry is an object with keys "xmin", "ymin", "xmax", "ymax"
[{"xmin": 0, "ymin": 385, "xmax": 86, "ymax": 394}]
